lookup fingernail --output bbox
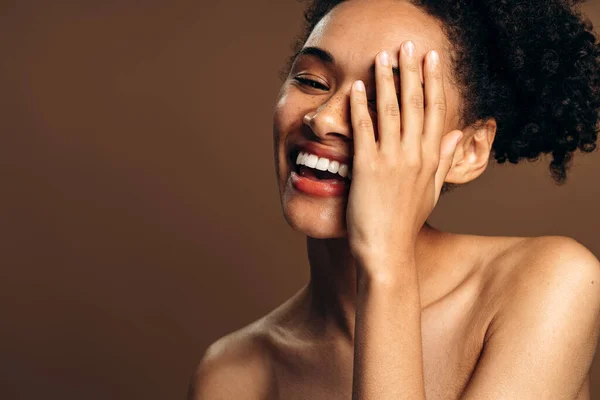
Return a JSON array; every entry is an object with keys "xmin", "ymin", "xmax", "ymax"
[
  {"xmin": 404, "ymin": 41, "xmax": 415, "ymax": 57},
  {"xmin": 455, "ymin": 132, "xmax": 464, "ymax": 145},
  {"xmin": 354, "ymin": 80, "xmax": 365, "ymax": 92},
  {"xmin": 379, "ymin": 51, "xmax": 390, "ymax": 67}
]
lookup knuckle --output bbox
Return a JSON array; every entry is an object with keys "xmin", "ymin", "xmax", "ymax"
[
  {"xmin": 356, "ymin": 118, "xmax": 373, "ymax": 130},
  {"xmin": 409, "ymin": 94, "xmax": 424, "ymax": 110},
  {"xmin": 403, "ymin": 153, "xmax": 422, "ymax": 170},
  {"xmin": 382, "ymin": 103, "xmax": 400, "ymax": 117},
  {"xmin": 382, "ymin": 70, "xmax": 395, "ymax": 81},
  {"xmin": 405, "ymin": 62, "xmax": 420, "ymax": 74},
  {"xmin": 432, "ymin": 98, "xmax": 447, "ymax": 112},
  {"xmin": 425, "ymin": 156, "xmax": 440, "ymax": 170},
  {"xmin": 354, "ymin": 96, "xmax": 368, "ymax": 106},
  {"xmin": 361, "ymin": 158, "xmax": 379, "ymax": 173}
]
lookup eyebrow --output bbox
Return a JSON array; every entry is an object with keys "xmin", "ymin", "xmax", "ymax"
[{"xmin": 293, "ymin": 46, "xmax": 400, "ymax": 79}]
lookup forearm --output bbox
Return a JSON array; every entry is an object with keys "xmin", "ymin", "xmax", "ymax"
[{"xmin": 351, "ymin": 255, "xmax": 426, "ymax": 400}]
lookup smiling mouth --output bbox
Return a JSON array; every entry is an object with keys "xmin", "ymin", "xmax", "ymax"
[{"xmin": 287, "ymin": 148, "xmax": 351, "ymax": 181}]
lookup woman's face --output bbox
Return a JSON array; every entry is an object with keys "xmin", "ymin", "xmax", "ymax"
[{"xmin": 273, "ymin": 0, "xmax": 462, "ymax": 239}]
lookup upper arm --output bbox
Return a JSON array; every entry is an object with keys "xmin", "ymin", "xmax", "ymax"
[
  {"xmin": 187, "ymin": 333, "xmax": 274, "ymax": 400},
  {"xmin": 461, "ymin": 236, "xmax": 600, "ymax": 400}
]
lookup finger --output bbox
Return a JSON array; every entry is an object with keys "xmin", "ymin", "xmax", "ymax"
[
  {"xmin": 422, "ymin": 50, "xmax": 447, "ymax": 156},
  {"xmin": 399, "ymin": 40, "xmax": 425, "ymax": 152},
  {"xmin": 350, "ymin": 80, "xmax": 378, "ymax": 159},
  {"xmin": 433, "ymin": 130, "xmax": 463, "ymax": 198},
  {"xmin": 375, "ymin": 51, "xmax": 401, "ymax": 155}
]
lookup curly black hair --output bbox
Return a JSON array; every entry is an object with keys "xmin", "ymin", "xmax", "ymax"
[{"xmin": 279, "ymin": 0, "xmax": 600, "ymax": 192}]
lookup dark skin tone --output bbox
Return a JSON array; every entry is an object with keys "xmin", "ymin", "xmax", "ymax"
[{"xmin": 190, "ymin": 1, "xmax": 600, "ymax": 399}]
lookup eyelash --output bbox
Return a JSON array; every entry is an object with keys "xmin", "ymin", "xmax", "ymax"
[
  {"xmin": 294, "ymin": 76, "xmax": 327, "ymax": 90},
  {"xmin": 293, "ymin": 77, "xmax": 378, "ymax": 109}
]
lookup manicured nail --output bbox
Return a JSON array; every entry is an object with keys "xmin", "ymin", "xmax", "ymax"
[
  {"xmin": 455, "ymin": 132, "xmax": 464, "ymax": 146},
  {"xmin": 354, "ymin": 80, "xmax": 365, "ymax": 92},
  {"xmin": 404, "ymin": 41, "xmax": 415, "ymax": 57},
  {"xmin": 430, "ymin": 50, "xmax": 439, "ymax": 65},
  {"xmin": 379, "ymin": 51, "xmax": 390, "ymax": 67}
]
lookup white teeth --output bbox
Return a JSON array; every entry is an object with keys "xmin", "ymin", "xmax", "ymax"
[
  {"xmin": 327, "ymin": 160, "xmax": 339, "ymax": 173},
  {"xmin": 305, "ymin": 154, "xmax": 318, "ymax": 168},
  {"xmin": 315, "ymin": 158, "xmax": 329, "ymax": 171},
  {"xmin": 295, "ymin": 151, "xmax": 352, "ymax": 180},
  {"xmin": 338, "ymin": 164, "xmax": 348, "ymax": 178}
]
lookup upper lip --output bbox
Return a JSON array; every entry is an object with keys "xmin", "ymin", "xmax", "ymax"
[{"xmin": 289, "ymin": 141, "xmax": 353, "ymax": 167}]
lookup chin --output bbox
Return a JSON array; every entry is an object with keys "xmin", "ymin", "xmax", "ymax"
[{"xmin": 280, "ymin": 185, "xmax": 348, "ymax": 239}]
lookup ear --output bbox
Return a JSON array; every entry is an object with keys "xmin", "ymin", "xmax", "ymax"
[{"xmin": 444, "ymin": 118, "xmax": 497, "ymax": 184}]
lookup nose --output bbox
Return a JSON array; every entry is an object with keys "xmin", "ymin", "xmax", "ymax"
[{"xmin": 303, "ymin": 90, "xmax": 352, "ymax": 141}]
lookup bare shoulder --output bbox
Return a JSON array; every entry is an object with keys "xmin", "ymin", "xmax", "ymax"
[
  {"xmin": 450, "ymin": 234, "xmax": 600, "ymax": 398},
  {"xmin": 478, "ymin": 234, "xmax": 600, "ymax": 327},
  {"xmin": 187, "ymin": 288, "xmax": 310, "ymax": 399},
  {"xmin": 489, "ymin": 235, "xmax": 600, "ymax": 302},
  {"xmin": 187, "ymin": 319, "xmax": 277, "ymax": 400},
  {"xmin": 466, "ymin": 235, "xmax": 600, "ymax": 398}
]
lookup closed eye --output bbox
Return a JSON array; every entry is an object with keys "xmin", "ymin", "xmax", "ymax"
[
  {"xmin": 293, "ymin": 77, "xmax": 328, "ymax": 90},
  {"xmin": 294, "ymin": 77, "xmax": 379, "ymax": 110}
]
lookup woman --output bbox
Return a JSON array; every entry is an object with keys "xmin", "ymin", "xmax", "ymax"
[{"xmin": 190, "ymin": 0, "xmax": 600, "ymax": 398}]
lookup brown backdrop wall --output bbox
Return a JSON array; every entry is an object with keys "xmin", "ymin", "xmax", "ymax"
[{"xmin": 1, "ymin": 1, "xmax": 600, "ymax": 399}]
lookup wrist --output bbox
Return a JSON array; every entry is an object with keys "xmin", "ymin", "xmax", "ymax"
[
  {"xmin": 356, "ymin": 251, "xmax": 418, "ymax": 286},
  {"xmin": 352, "ymin": 241, "xmax": 417, "ymax": 264}
]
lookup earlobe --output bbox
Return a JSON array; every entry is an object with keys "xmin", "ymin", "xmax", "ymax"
[{"xmin": 444, "ymin": 118, "xmax": 497, "ymax": 184}]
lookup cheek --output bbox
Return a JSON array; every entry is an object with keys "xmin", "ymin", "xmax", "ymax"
[{"xmin": 273, "ymin": 88, "xmax": 308, "ymax": 137}]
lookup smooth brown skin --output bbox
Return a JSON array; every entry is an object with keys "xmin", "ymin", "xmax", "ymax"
[{"xmin": 189, "ymin": 1, "xmax": 600, "ymax": 399}]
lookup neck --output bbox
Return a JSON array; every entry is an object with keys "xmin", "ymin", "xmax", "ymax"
[{"xmin": 304, "ymin": 221, "xmax": 441, "ymax": 343}]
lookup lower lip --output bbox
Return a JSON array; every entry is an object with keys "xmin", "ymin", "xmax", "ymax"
[{"xmin": 290, "ymin": 170, "xmax": 350, "ymax": 197}]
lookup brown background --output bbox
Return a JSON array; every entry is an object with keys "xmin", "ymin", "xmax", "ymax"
[{"xmin": 1, "ymin": 1, "xmax": 600, "ymax": 399}]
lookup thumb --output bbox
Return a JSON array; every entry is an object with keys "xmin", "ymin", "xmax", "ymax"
[{"xmin": 434, "ymin": 130, "xmax": 463, "ymax": 197}]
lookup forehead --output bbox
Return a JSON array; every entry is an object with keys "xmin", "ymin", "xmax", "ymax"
[{"xmin": 304, "ymin": 0, "xmax": 449, "ymax": 75}]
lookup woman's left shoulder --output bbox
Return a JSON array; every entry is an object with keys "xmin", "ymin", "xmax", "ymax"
[
  {"xmin": 473, "ymin": 234, "xmax": 600, "ymax": 288},
  {"xmin": 451, "ymin": 234, "xmax": 600, "ymax": 397},
  {"xmin": 465, "ymin": 234, "xmax": 600, "ymax": 329},
  {"xmin": 485, "ymin": 234, "xmax": 600, "ymax": 333},
  {"xmin": 505, "ymin": 235, "xmax": 600, "ymax": 288}
]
